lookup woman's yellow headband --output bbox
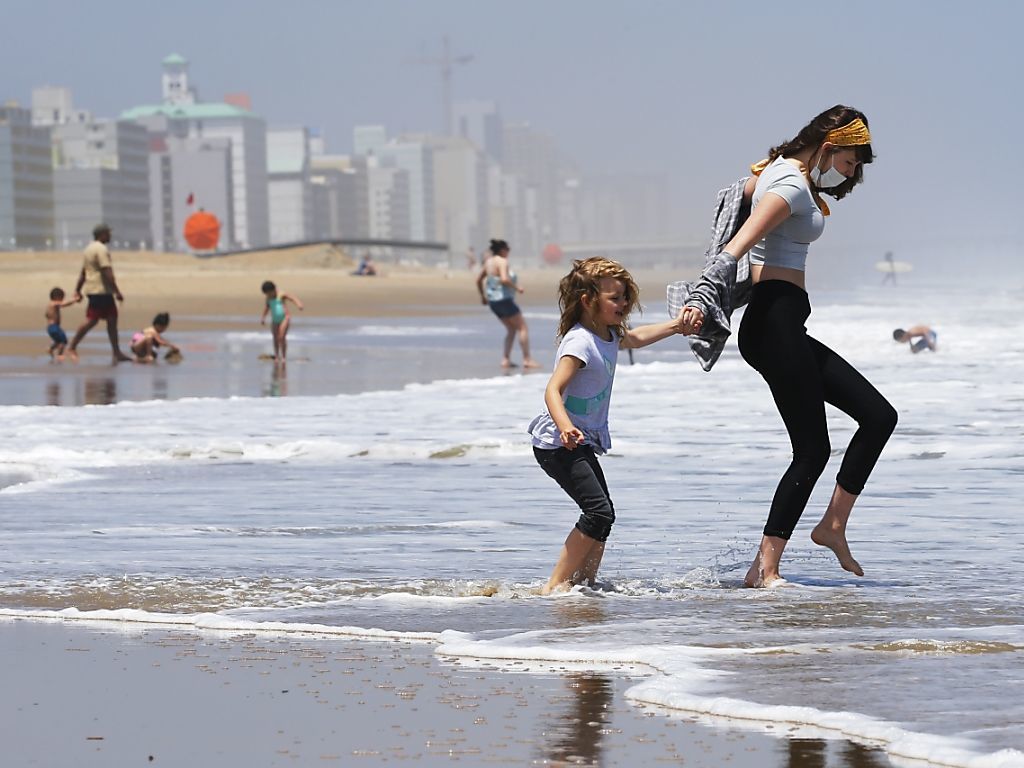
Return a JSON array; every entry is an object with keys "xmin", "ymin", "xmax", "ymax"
[{"xmin": 826, "ymin": 117, "xmax": 871, "ymax": 147}]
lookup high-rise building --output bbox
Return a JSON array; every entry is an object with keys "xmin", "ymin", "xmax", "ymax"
[
  {"xmin": 50, "ymin": 118, "xmax": 151, "ymax": 249},
  {"xmin": 353, "ymin": 125, "xmax": 387, "ymax": 157},
  {"xmin": 31, "ymin": 86, "xmax": 90, "ymax": 128},
  {"xmin": 366, "ymin": 158, "xmax": 410, "ymax": 241},
  {"xmin": 453, "ymin": 101, "xmax": 503, "ymax": 162},
  {"xmin": 141, "ymin": 114, "xmax": 233, "ymax": 252},
  {"xmin": 267, "ymin": 127, "xmax": 312, "ymax": 244},
  {"xmin": 502, "ymin": 122, "xmax": 566, "ymax": 258},
  {"xmin": 379, "ymin": 137, "xmax": 435, "ymax": 242},
  {"xmin": 310, "ymin": 153, "xmax": 368, "ymax": 240},
  {"xmin": 0, "ymin": 104, "xmax": 53, "ymax": 249},
  {"xmin": 429, "ymin": 135, "xmax": 488, "ymax": 256},
  {"xmin": 123, "ymin": 54, "xmax": 269, "ymax": 249}
]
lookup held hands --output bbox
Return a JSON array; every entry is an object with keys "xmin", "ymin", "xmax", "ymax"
[
  {"xmin": 559, "ymin": 426, "xmax": 586, "ymax": 450},
  {"xmin": 674, "ymin": 306, "xmax": 704, "ymax": 335}
]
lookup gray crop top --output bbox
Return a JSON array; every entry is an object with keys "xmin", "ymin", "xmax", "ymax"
[{"xmin": 747, "ymin": 156, "xmax": 825, "ymax": 272}]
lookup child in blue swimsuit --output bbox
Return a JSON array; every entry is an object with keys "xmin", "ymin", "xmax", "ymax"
[{"xmin": 260, "ymin": 280, "xmax": 304, "ymax": 362}]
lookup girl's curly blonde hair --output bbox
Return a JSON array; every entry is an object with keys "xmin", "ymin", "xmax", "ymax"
[{"xmin": 556, "ymin": 257, "xmax": 640, "ymax": 339}]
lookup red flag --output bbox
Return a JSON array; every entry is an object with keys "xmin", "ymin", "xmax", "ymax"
[{"xmin": 186, "ymin": 193, "xmax": 194, "ymax": 206}]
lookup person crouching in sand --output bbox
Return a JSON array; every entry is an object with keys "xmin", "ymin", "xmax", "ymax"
[{"xmin": 130, "ymin": 313, "xmax": 180, "ymax": 363}]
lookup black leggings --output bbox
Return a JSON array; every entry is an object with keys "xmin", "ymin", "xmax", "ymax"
[
  {"xmin": 534, "ymin": 446, "xmax": 616, "ymax": 542},
  {"xmin": 738, "ymin": 281, "xmax": 897, "ymax": 540}
]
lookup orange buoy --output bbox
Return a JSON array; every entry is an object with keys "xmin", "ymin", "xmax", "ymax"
[
  {"xmin": 183, "ymin": 209, "xmax": 221, "ymax": 251},
  {"xmin": 542, "ymin": 243, "xmax": 563, "ymax": 265}
]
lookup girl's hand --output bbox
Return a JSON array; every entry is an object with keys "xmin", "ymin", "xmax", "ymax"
[{"xmin": 559, "ymin": 427, "xmax": 586, "ymax": 450}]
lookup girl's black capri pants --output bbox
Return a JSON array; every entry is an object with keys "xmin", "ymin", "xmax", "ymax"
[{"xmin": 534, "ymin": 445, "xmax": 616, "ymax": 542}]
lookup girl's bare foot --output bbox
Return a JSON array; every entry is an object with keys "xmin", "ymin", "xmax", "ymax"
[{"xmin": 810, "ymin": 524, "xmax": 864, "ymax": 576}]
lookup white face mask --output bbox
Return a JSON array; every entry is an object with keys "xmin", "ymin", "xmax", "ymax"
[{"xmin": 810, "ymin": 151, "xmax": 847, "ymax": 189}]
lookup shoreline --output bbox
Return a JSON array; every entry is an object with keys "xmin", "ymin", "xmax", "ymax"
[{"xmin": 1, "ymin": 617, "xmax": 888, "ymax": 767}]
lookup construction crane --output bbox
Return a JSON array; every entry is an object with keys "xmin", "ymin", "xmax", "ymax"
[{"xmin": 410, "ymin": 35, "xmax": 474, "ymax": 135}]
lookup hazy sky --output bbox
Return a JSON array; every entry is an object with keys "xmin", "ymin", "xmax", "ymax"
[{"xmin": 4, "ymin": 0, "xmax": 1022, "ymax": 273}]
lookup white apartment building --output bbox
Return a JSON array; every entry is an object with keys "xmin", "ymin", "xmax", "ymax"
[
  {"xmin": 122, "ymin": 54, "xmax": 269, "ymax": 249},
  {"xmin": 430, "ymin": 135, "xmax": 488, "ymax": 257},
  {"xmin": 266, "ymin": 127, "xmax": 312, "ymax": 244},
  {"xmin": 139, "ymin": 113, "xmax": 233, "ymax": 252},
  {"xmin": 366, "ymin": 158, "xmax": 410, "ymax": 241}
]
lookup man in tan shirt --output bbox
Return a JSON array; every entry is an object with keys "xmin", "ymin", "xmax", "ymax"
[{"xmin": 68, "ymin": 224, "xmax": 131, "ymax": 363}]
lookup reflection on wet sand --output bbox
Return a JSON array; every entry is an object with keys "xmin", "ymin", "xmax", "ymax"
[
  {"xmin": 83, "ymin": 377, "xmax": 117, "ymax": 406},
  {"xmin": 538, "ymin": 599, "xmax": 613, "ymax": 766},
  {"xmin": 787, "ymin": 737, "xmax": 890, "ymax": 767},
  {"xmin": 541, "ymin": 673, "xmax": 614, "ymax": 767},
  {"xmin": 266, "ymin": 362, "xmax": 288, "ymax": 397}
]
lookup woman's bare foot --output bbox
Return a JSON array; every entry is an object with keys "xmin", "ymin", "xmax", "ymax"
[
  {"xmin": 810, "ymin": 524, "xmax": 864, "ymax": 576},
  {"xmin": 743, "ymin": 535, "xmax": 788, "ymax": 588},
  {"xmin": 67, "ymin": 349, "xmax": 79, "ymax": 363},
  {"xmin": 114, "ymin": 353, "xmax": 133, "ymax": 363},
  {"xmin": 744, "ymin": 557, "xmax": 784, "ymax": 588},
  {"xmin": 500, "ymin": 358, "xmax": 518, "ymax": 368},
  {"xmin": 522, "ymin": 358, "xmax": 541, "ymax": 369}
]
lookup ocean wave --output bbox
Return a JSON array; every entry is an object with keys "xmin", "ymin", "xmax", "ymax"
[{"xmin": 435, "ymin": 629, "xmax": 1023, "ymax": 768}]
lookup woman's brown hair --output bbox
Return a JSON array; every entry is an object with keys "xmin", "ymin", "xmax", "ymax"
[{"xmin": 768, "ymin": 104, "xmax": 874, "ymax": 200}]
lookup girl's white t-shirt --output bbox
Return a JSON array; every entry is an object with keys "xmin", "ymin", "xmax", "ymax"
[{"xmin": 528, "ymin": 324, "xmax": 619, "ymax": 453}]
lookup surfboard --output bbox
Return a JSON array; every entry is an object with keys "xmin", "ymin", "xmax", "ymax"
[{"xmin": 875, "ymin": 260, "xmax": 913, "ymax": 273}]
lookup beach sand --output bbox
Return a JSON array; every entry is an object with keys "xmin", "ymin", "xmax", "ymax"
[
  {"xmin": 1, "ymin": 246, "xmax": 698, "ymax": 361},
  {"xmin": 2, "ymin": 618, "xmax": 883, "ymax": 767}
]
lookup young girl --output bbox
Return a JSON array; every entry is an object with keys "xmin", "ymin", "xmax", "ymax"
[
  {"xmin": 260, "ymin": 281, "xmax": 304, "ymax": 362},
  {"xmin": 529, "ymin": 257, "xmax": 691, "ymax": 594},
  {"xmin": 130, "ymin": 312, "xmax": 180, "ymax": 363}
]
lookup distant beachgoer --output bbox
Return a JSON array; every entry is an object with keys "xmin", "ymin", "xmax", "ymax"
[
  {"xmin": 679, "ymin": 105, "xmax": 898, "ymax": 587},
  {"xmin": 476, "ymin": 238, "xmax": 539, "ymax": 369},
  {"xmin": 130, "ymin": 312, "xmax": 180, "ymax": 363},
  {"xmin": 529, "ymin": 257, "xmax": 692, "ymax": 594},
  {"xmin": 260, "ymin": 281, "xmax": 304, "ymax": 362},
  {"xmin": 353, "ymin": 254, "xmax": 378, "ymax": 276},
  {"xmin": 893, "ymin": 326, "xmax": 937, "ymax": 353},
  {"xmin": 45, "ymin": 286, "xmax": 81, "ymax": 361},
  {"xmin": 67, "ymin": 224, "xmax": 132, "ymax": 363}
]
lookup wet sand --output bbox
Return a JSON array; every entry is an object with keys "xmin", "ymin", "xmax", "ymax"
[{"xmin": 1, "ymin": 619, "xmax": 891, "ymax": 767}]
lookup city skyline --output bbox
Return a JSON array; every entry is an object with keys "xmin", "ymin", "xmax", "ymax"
[{"xmin": 4, "ymin": 0, "xmax": 1024, "ymax": 276}]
